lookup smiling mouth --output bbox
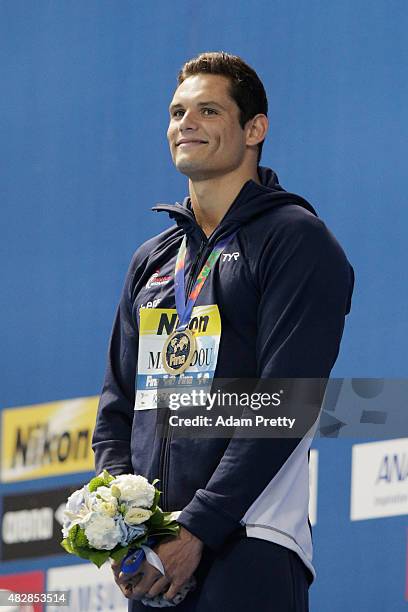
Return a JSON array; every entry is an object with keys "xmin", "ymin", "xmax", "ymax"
[{"xmin": 176, "ymin": 140, "xmax": 208, "ymax": 147}]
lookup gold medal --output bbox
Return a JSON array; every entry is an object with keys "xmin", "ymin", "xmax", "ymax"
[{"xmin": 161, "ymin": 328, "xmax": 196, "ymax": 375}]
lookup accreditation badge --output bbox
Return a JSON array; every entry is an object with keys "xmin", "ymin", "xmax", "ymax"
[{"xmin": 135, "ymin": 304, "xmax": 221, "ymax": 411}]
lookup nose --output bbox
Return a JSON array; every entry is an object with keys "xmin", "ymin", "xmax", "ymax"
[{"xmin": 178, "ymin": 109, "xmax": 198, "ymax": 131}]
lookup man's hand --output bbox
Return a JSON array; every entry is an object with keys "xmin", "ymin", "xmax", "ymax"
[
  {"xmin": 111, "ymin": 557, "xmax": 143, "ymax": 599},
  {"xmin": 111, "ymin": 527, "xmax": 203, "ymax": 602}
]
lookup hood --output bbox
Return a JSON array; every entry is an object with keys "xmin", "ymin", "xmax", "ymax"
[{"xmin": 152, "ymin": 166, "xmax": 318, "ymax": 241}]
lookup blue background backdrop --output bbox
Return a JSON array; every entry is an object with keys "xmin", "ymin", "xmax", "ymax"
[{"xmin": 1, "ymin": 1, "xmax": 407, "ymax": 610}]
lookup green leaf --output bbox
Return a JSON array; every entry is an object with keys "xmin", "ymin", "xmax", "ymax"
[
  {"xmin": 74, "ymin": 547, "xmax": 91, "ymax": 561},
  {"xmin": 150, "ymin": 524, "xmax": 180, "ymax": 538},
  {"xmin": 88, "ymin": 476, "xmax": 105, "ymax": 492},
  {"xmin": 150, "ymin": 487, "xmax": 161, "ymax": 512},
  {"xmin": 152, "ymin": 478, "xmax": 160, "ymax": 486},
  {"xmin": 110, "ymin": 545, "xmax": 130, "ymax": 563},
  {"xmin": 88, "ymin": 550, "xmax": 111, "ymax": 568},
  {"xmin": 60, "ymin": 538, "xmax": 74, "ymax": 554},
  {"xmin": 148, "ymin": 530, "xmax": 172, "ymax": 539},
  {"xmin": 68, "ymin": 524, "xmax": 79, "ymax": 545},
  {"xmin": 102, "ymin": 469, "xmax": 115, "ymax": 485},
  {"xmin": 74, "ymin": 528, "xmax": 89, "ymax": 548},
  {"xmin": 161, "ymin": 511, "xmax": 178, "ymax": 525},
  {"xmin": 148, "ymin": 507, "xmax": 164, "ymax": 528}
]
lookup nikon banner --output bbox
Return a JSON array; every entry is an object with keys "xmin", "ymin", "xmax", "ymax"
[{"xmin": 1, "ymin": 397, "xmax": 99, "ymax": 482}]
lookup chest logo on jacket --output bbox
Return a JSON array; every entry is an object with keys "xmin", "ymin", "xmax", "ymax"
[
  {"xmin": 222, "ymin": 252, "xmax": 240, "ymax": 262},
  {"xmin": 146, "ymin": 270, "xmax": 172, "ymax": 289}
]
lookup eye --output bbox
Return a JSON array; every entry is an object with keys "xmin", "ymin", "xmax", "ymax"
[
  {"xmin": 201, "ymin": 107, "xmax": 217, "ymax": 116},
  {"xmin": 171, "ymin": 109, "xmax": 185, "ymax": 118}
]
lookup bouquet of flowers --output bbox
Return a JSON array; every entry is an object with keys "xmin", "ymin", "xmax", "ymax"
[{"xmin": 60, "ymin": 470, "xmax": 192, "ymax": 607}]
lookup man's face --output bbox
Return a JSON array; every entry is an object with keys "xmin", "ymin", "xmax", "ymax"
[{"xmin": 167, "ymin": 74, "xmax": 248, "ymax": 181}]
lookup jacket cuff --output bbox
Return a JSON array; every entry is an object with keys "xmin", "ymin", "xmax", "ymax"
[{"xmin": 177, "ymin": 490, "xmax": 239, "ymax": 551}]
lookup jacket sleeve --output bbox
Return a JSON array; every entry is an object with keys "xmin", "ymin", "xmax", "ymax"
[
  {"xmin": 177, "ymin": 213, "xmax": 354, "ymax": 549},
  {"xmin": 92, "ymin": 250, "xmax": 144, "ymax": 477}
]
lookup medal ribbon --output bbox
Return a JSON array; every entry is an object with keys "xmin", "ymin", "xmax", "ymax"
[{"xmin": 174, "ymin": 231, "xmax": 238, "ymax": 331}]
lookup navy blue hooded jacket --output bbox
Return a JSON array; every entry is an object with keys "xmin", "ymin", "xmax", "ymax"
[{"xmin": 92, "ymin": 167, "xmax": 354, "ymax": 578}]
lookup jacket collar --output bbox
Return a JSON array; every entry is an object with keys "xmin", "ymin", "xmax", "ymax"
[{"xmin": 152, "ymin": 166, "xmax": 317, "ymax": 244}]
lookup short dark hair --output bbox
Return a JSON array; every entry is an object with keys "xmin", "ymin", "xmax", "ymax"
[{"xmin": 178, "ymin": 51, "xmax": 268, "ymax": 163}]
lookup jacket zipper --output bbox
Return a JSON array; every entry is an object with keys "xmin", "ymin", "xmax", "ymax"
[
  {"xmin": 185, "ymin": 238, "xmax": 207, "ymax": 299},
  {"xmin": 159, "ymin": 236, "xmax": 208, "ymax": 511}
]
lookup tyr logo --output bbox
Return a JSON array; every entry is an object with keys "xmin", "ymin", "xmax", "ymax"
[{"xmin": 222, "ymin": 252, "xmax": 240, "ymax": 262}]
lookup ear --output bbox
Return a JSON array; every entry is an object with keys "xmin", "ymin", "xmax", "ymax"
[{"xmin": 245, "ymin": 114, "xmax": 269, "ymax": 147}]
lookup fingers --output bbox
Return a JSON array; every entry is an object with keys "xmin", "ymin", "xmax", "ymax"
[
  {"xmin": 164, "ymin": 578, "xmax": 189, "ymax": 602},
  {"xmin": 111, "ymin": 559, "xmax": 145, "ymax": 599},
  {"xmin": 144, "ymin": 575, "xmax": 171, "ymax": 599},
  {"xmin": 116, "ymin": 575, "xmax": 140, "ymax": 599},
  {"xmin": 111, "ymin": 560, "xmax": 121, "ymax": 580},
  {"xmin": 110, "ymin": 557, "xmax": 183, "ymax": 602},
  {"xmin": 121, "ymin": 580, "xmax": 137, "ymax": 600},
  {"xmin": 128, "ymin": 563, "xmax": 163, "ymax": 601},
  {"xmin": 118, "ymin": 575, "xmax": 142, "ymax": 599}
]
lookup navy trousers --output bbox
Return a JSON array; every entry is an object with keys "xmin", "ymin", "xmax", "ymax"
[{"xmin": 128, "ymin": 534, "xmax": 311, "ymax": 612}]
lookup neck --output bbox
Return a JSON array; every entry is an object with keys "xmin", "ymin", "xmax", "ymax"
[{"xmin": 189, "ymin": 165, "xmax": 260, "ymax": 237}]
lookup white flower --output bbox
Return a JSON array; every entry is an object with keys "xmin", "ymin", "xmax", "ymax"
[
  {"xmin": 124, "ymin": 507, "xmax": 152, "ymax": 525},
  {"xmin": 62, "ymin": 486, "xmax": 119, "ymax": 536},
  {"xmin": 91, "ymin": 497, "xmax": 117, "ymax": 518},
  {"xmin": 89, "ymin": 489, "xmax": 118, "ymax": 517},
  {"xmin": 95, "ymin": 486, "xmax": 115, "ymax": 502},
  {"xmin": 84, "ymin": 513, "xmax": 122, "ymax": 550},
  {"xmin": 62, "ymin": 487, "xmax": 91, "ymax": 537},
  {"xmin": 65, "ymin": 488, "xmax": 86, "ymax": 516},
  {"xmin": 62, "ymin": 519, "xmax": 72, "ymax": 539},
  {"xmin": 102, "ymin": 501, "xmax": 117, "ymax": 517},
  {"xmin": 111, "ymin": 475, "xmax": 155, "ymax": 508}
]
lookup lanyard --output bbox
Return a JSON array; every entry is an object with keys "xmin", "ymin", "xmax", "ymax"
[{"xmin": 174, "ymin": 231, "xmax": 238, "ymax": 331}]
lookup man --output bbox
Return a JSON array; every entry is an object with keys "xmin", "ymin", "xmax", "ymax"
[{"xmin": 92, "ymin": 52, "xmax": 354, "ymax": 611}]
